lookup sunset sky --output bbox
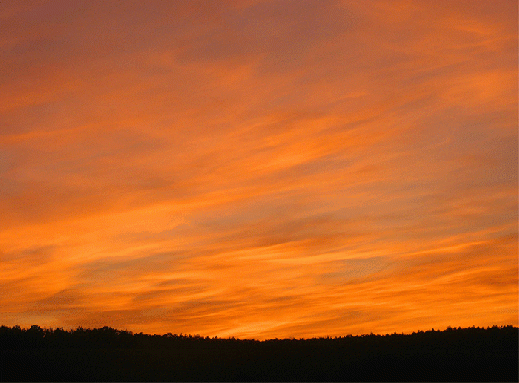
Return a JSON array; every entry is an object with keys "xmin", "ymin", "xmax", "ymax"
[{"xmin": 1, "ymin": 0, "xmax": 517, "ymax": 340}]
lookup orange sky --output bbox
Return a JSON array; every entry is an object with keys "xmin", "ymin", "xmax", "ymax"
[{"xmin": 0, "ymin": 0, "xmax": 517, "ymax": 339}]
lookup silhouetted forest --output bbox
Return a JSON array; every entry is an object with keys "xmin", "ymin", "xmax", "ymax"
[{"xmin": 1, "ymin": 324, "xmax": 517, "ymax": 381}]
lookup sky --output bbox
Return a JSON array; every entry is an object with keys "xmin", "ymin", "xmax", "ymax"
[{"xmin": 0, "ymin": 0, "xmax": 517, "ymax": 340}]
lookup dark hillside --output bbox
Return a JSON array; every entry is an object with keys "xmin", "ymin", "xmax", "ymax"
[{"xmin": 1, "ymin": 325, "xmax": 517, "ymax": 381}]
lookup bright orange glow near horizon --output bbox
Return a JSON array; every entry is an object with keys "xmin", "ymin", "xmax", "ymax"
[{"xmin": 1, "ymin": 0, "xmax": 517, "ymax": 340}]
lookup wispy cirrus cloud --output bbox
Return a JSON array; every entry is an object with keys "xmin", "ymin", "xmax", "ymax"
[{"xmin": 0, "ymin": 0, "xmax": 516, "ymax": 339}]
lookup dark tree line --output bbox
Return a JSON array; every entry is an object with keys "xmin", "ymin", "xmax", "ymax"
[{"xmin": 1, "ymin": 324, "xmax": 517, "ymax": 381}]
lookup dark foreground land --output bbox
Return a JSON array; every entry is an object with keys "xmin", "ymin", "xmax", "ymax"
[{"xmin": 1, "ymin": 325, "xmax": 517, "ymax": 381}]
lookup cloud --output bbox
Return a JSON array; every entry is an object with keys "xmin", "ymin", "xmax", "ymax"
[{"xmin": 0, "ymin": 0, "xmax": 516, "ymax": 338}]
